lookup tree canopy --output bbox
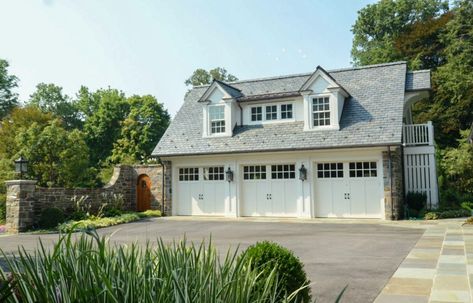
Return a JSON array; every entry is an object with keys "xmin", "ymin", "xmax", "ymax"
[
  {"xmin": 185, "ymin": 67, "xmax": 238, "ymax": 86},
  {"xmin": 351, "ymin": 0, "xmax": 449, "ymax": 67},
  {"xmin": 0, "ymin": 59, "xmax": 19, "ymax": 119}
]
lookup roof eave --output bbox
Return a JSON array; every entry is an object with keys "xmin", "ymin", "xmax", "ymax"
[{"xmin": 152, "ymin": 142, "xmax": 403, "ymax": 158}]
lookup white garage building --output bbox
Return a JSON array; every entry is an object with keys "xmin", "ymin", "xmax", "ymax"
[{"xmin": 153, "ymin": 62, "xmax": 438, "ymax": 220}]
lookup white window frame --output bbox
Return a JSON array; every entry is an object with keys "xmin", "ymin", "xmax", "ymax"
[
  {"xmin": 280, "ymin": 103, "xmax": 293, "ymax": 120},
  {"xmin": 265, "ymin": 105, "xmax": 278, "ymax": 120},
  {"xmin": 251, "ymin": 106, "xmax": 263, "ymax": 122},
  {"xmin": 208, "ymin": 105, "xmax": 226, "ymax": 135},
  {"xmin": 311, "ymin": 94, "xmax": 331, "ymax": 128},
  {"xmin": 248, "ymin": 101, "xmax": 295, "ymax": 125}
]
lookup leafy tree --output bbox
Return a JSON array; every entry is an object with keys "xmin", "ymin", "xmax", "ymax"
[
  {"xmin": 0, "ymin": 106, "xmax": 54, "ymax": 160},
  {"xmin": 185, "ymin": 67, "xmax": 238, "ymax": 86},
  {"xmin": 29, "ymin": 83, "xmax": 81, "ymax": 129},
  {"xmin": 83, "ymin": 88, "xmax": 130, "ymax": 167},
  {"xmin": 75, "ymin": 85, "xmax": 100, "ymax": 121},
  {"xmin": 351, "ymin": 0, "xmax": 449, "ymax": 67},
  {"xmin": 110, "ymin": 95, "xmax": 170, "ymax": 164},
  {"xmin": 0, "ymin": 59, "xmax": 19, "ymax": 119},
  {"xmin": 440, "ymin": 129, "xmax": 473, "ymax": 195},
  {"xmin": 414, "ymin": 0, "xmax": 473, "ymax": 146},
  {"xmin": 15, "ymin": 119, "xmax": 96, "ymax": 187}
]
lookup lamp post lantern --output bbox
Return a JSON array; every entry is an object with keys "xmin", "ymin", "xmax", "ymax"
[{"xmin": 15, "ymin": 156, "xmax": 28, "ymax": 180}]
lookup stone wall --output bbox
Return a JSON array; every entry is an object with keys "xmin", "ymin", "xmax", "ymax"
[
  {"xmin": 5, "ymin": 165, "xmax": 164, "ymax": 233},
  {"xmin": 382, "ymin": 147, "xmax": 404, "ymax": 220}
]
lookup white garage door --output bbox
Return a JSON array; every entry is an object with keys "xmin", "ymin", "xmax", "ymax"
[
  {"xmin": 314, "ymin": 161, "xmax": 382, "ymax": 218},
  {"xmin": 177, "ymin": 167, "xmax": 226, "ymax": 215},
  {"xmin": 241, "ymin": 164, "xmax": 299, "ymax": 217}
]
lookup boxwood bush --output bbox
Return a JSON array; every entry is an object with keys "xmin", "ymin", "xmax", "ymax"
[
  {"xmin": 424, "ymin": 208, "xmax": 470, "ymax": 220},
  {"xmin": 244, "ymin": 241, "xmax": 311, "ymax": 303}
]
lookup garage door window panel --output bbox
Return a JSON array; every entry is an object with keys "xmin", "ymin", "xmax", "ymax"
[
  {"xmin": 317, "ymin": 163, "xmax": 343, "ymax": 178},
  {"xmin": 271, "ymin": 164, "xmax": 296, "ymax": 179},
  {"xmin": 243, "ymin": 165, "xmax": 267, "ymax": 180},
  {"xmin": 204, "ymin": 167, "xmax": 224, "ymax": 181},
  {"xmin": 179, "ymin": 168, "xmax": 199, "ymax": 181},
  {"xmin": 349, "ymin": 162, "xmax": 377, "ymax": 178}
]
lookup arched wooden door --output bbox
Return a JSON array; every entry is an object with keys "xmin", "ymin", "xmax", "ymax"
[{"xmin": 137, "ymin": 175, "xmax": 151, "ymax": 211}]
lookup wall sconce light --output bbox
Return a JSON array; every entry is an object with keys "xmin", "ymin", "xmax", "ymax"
[
  {"xmin": 225, "ymin": 167, "xmax": 234, "ymax": 182},
  {"xmin": 15, "ymin": 156, "xmax": 28, "ymax": 180},
  {"xmin": 299, "ymin": 164, "xmax": 307, "ymax": 181}
]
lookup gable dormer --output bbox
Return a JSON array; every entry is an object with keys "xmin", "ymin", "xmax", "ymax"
[
  {"xmin": 299, "ymin": 66, "xmax": 350, "ymax": 131},
  {"xmin": 198, "ymin": 80, "xmax": 242, "ymax": 138}
]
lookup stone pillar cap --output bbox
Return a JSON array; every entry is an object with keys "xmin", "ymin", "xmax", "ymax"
[{"xmin": 5, "ymin": 180, "xmax": 37, "ymax": 185}]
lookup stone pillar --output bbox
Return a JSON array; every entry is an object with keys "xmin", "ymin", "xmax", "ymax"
[
  {"xmin": 382, "ymin": 147, "xmax": 404, "ymax": 220},
  {"xmin": 162, "ymin": 161, "xmax": 172, "ymax": 216},
  {"xmin": 5, "ymin": 180, "xmax": 37, "ymax": 233}
]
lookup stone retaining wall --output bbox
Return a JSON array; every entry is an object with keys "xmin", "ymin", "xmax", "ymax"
[{"xmin": 5, "ymin": 165, "xmax": 163, "ymax": 233}]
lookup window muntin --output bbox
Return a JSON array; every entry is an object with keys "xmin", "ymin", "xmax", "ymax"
[
  {"xmin": 203, "ymin": 166, "xmax": 224, "ymax": 181},
  {"xmin": 209, "ymin": 106, "xmax": 225, "ymax": 134},
  {"xmin": 265, "ymin": 105, "xmax": 277, "ymax": 120},
  {"xmin": 179, "ymin": 168, "xmax": 199, "ymax": 181},
  {"xmin": 271, "ymin": 164, "xmax": 296, "ymax": 179},
  {"xmin": 317, "ymin": 163, "xmax": 343, "ymax": 178},
  {"xmin": 251, "ymin": 106, "xmax": 262, "ymax": 121},
  {"xmin": 349, "ymin": 162, "xmax": 377, "ymax": 178},
  {"xmin": 243, "ymin": 165, "xmax": 267, "ymax": 180},
  {"xmin": 281, "ymin": 104, "xmax": 293, "ymax": 119},
  {"xmin": 312, "ymin": 97, "xmax": 330, "ymax": 127}
]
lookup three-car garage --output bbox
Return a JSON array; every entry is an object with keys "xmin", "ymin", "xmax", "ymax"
[{"xmin": 173, "ymin": 151, "xmax": 385, "ymax": 219}]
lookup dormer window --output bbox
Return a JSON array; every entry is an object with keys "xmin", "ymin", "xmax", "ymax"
[
  {"xmin": 209, "ymin": 105, "xmax": 225, "ymax": 134},
  {"xmin": 266, "ymin": 105, "xmax": 277, "ymax": 120},
  {"xmin": 251, "ymin": 107, "xmax": 262, "ymax": 121},
  {"xmin": 312, "ymin": 96, "xmax": 330, "ymax": 127},
  {"xmin": 281, "ymin": 104, "xmax": 293, "ymax": 119}
]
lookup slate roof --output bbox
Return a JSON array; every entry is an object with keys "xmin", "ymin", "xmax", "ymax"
[
  {"xmin": 406, "ymin": 70, "xmax": 431, "ymax": 91},
  {"xmin": 153, "ymin": 62, "xmax": 429, "ymax": 157}
]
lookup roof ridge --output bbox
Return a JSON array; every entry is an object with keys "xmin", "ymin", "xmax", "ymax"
[
  {"xmin": 191, "ymin": 61, "xmax": 408, "ymax": 88},
  {"xmin": 407, "ymin": 69, "xmax": 430, "ymax": 74}
]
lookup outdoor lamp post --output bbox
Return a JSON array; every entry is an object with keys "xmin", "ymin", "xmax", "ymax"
[
  {"xmin": 15, "ymin": 156, "xmax": 28, "ymax": 179},
  {"xmin": 299, "ymin": 164, "xmax": 307, "ymax": 181},
  {"xmin": 225, "ymin": 167, "xmax": 234, "ymax": 182}
]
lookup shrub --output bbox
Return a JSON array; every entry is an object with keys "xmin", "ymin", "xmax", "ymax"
[
  {"xmin": 0, "ymin": 231, "xmax": 294, "ymax": 302},
  {"xmin": 100, "ymin": 192, "xmax": 125, "ymax": 218},
  {"xmin": 461, "ymin": 201, "xmax": 473, "ymax": 214},
  {"xmin": 138, "ymin": 209, "xmax": 162, "ymax": 218},
  {"xmin": 70, "ymin": 195, "xmax": 91, "ymax": 219},
  {"xmin": 0, "ymin": 194, "xmax": 5, "ymax": 224},
  {"xmin": 58, "ymin": 213, "xmax": 141, "ymax": 232},
  {"xmin": 38, "ymin": 207, "xmax": 65, "ymax": 229},
  {"xmin": 243, "ymin": 241, "xmax": 311, "ymax": 303},
  {"xmin": 424, "ymin": 208, "xmax": 470, "ymax": 220},
  {"xmin": 465, "ymin": 217, "xmax": 473, "ymax": 224},
  {"xmin": 406, "ymin": 192, "xmax": 427, "ymax": 212}
]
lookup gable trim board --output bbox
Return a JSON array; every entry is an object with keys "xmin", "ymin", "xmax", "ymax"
[{"xmin": 154, "ymin": 61, "xmax": 433, "ymax": 220}]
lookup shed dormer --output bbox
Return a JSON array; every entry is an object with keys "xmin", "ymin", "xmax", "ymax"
[
  {"xmin": 198, "ymin": 80, "xmax": 242, "ymax": 138},
  {"xmin": 299, "ymin": 66, "xmax": 350, "ymax": 131}
]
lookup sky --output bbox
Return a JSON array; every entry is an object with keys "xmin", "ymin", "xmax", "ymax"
[{"xmin": 0, "ymin": 0, "xmax": 375, "ymax": 116}]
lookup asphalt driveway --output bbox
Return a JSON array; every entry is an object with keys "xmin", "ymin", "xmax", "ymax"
[{"xmin": 0, "ymin": 218, "xmax": 423, "ymax": 303}]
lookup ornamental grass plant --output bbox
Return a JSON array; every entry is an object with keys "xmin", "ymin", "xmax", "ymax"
[{"xmin": 0, "ymin": 230, "xmax": 307, "ymax": 303}]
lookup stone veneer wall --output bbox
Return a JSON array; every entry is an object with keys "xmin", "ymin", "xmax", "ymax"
[
  {"xmin": 5, "ymin": 165, "xmax": 163, "ymax": 233},
  {"xmin": 382, "ymin": 147, "xmax": 404, "ymax": 220}
]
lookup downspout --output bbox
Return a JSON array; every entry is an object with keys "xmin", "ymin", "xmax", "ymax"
[
  {"xmin": 388, "ymin": 146, "xmax": 395, "ymax": 220},
  {"xmin": 160, "ymin": 159, "xmax": 165, "ymax": 215},
  {"xmin": 237, "ymin": 101, "xmax": 243, "ymax": 126}
]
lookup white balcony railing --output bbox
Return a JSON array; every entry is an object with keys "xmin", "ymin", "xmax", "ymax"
[{"xmin": 402, "ymin": 122, "xmax": 434, "ymax": 146}]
